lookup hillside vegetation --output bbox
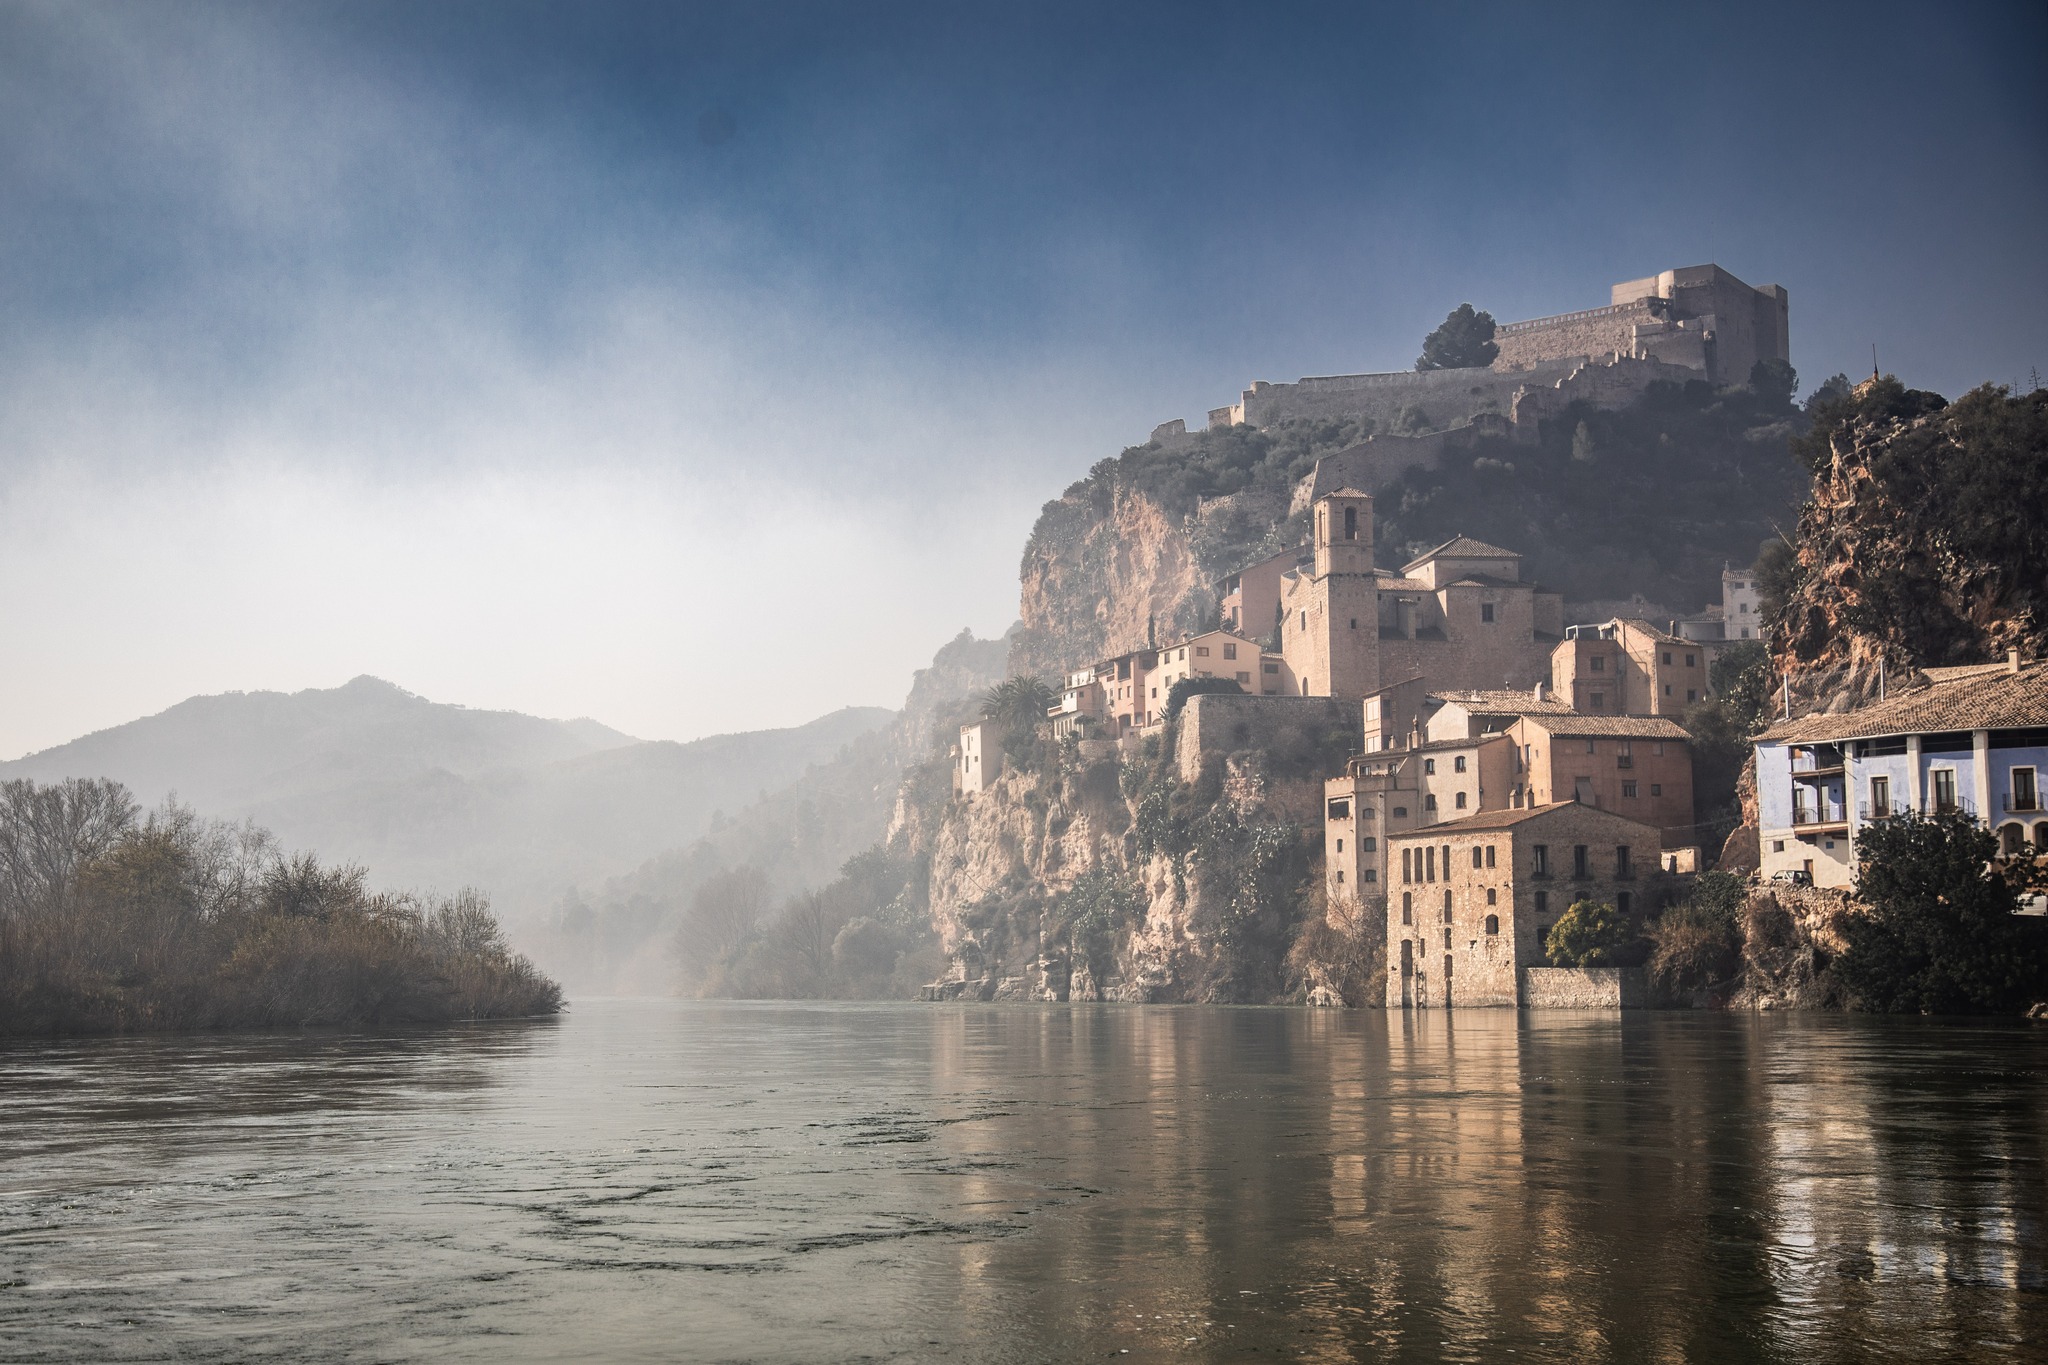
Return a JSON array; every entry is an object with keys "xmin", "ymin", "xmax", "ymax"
[{"xmin": 0, "ymin": 778, "xmax": 560, "ymax": 1035}]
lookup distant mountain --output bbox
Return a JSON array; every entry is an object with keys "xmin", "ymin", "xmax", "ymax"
[{"xmin": 0, "ymin": 676, "xmax": 893, "ymax": 924}]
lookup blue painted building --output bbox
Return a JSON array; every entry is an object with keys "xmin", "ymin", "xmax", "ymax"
[{"xmin": 1755, "ymin": 656, "xmax": 2048, "ymax": 888}]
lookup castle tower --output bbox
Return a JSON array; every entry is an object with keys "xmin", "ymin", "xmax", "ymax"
[{"xmin": 1281, "ymin": 488, "xmax": 1381, "ymax": 699}]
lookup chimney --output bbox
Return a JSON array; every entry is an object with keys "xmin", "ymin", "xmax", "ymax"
[
  {"xmin": 1532, "ymin": 680, "xmax": 1548, "ymax": 702},
  {"xmin": 2010, "ymin": 649, "xmax": 2023, "ymax": 675}
]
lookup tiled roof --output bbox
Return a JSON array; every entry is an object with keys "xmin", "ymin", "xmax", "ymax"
[
  {"xmin": 1759, "ymin": 661, "xmax": 2048, "ymax": 743},
  {"xmin": 1432, "ymin": 689, "xmax": 1574, "ymax": 715},
  {"xmin": 1516, "ymin": 714, "xmax": 1693, "ymax": 739},
  {"xmin": 1402, "ymin": 536, "xmax": 1523, "ymax": 574},
  {"xmin": 1384, "ymin": 801, "xmax": 1658, "ymax": 838},
  {"xmin": 1612, "ymin": 618, "xmax": 1689, "ymax": 645}
]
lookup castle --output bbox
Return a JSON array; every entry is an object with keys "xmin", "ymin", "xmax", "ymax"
[{"xmin": 1152, "ymin": 263, "xmax": 1789, "ymax": 442}]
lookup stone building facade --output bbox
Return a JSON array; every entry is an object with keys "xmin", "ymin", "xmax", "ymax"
[
  {"xmin": 1505, "ymin": 714, "xmax": 1696, "ymax": 839},
  {"xmin": 1550, "ymin": 619, "xmax": 1709, "ymax": 719},
  {"xmin": 1385, "ymin": 803, "xmax": 1662, "ymax": 1008},
  {"xmin": 1492, "ymin": 264, "xmax": 1790, "ymax": 387}
]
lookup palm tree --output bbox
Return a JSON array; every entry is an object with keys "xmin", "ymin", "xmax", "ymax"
[{"xmin": 981, "ymin": 676, "xmax": 1056, "ymax": 732}]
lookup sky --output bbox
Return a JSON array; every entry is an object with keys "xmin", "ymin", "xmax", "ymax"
[{"xmin": 2, "ymin": 0, "xmax": 2043, "ymax": 757}]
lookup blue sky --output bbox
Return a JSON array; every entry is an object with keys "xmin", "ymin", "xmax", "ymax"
[{"xmin": 2, "ymin": 1, "xmax": 2042, "ymax": 754}]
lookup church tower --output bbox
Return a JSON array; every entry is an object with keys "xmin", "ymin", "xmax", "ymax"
[{"xmin": 1281, "ymin": 488, "xmax": 1381, "ymax": 699}]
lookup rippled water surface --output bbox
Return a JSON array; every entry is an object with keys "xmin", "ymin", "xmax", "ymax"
[{"xmin": 3, "ymin": 1002, "xmax": 2045, "ymax": 1362}]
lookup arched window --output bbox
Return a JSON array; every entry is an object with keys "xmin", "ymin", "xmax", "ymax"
[
  {"xmin": 1485, "ymin": 887, "xmax": 1497, "ymax": 905},
  {"xmin": 1442, "ymin": 890, "xmax": 1453, "ymax": 923},
  {"xmin": 1344, "ymin": 506, "xmax": 1358, "ymax": 540},
  {"xmin": 1484, "ymin": 914, "xmax": 1499, "ymax": 936},
  {"xmin": 2035, "ymin": 823, "xmax": 2048, "ymax": 853},
  {"xmin": 1401, "ymin": 893, "xmax": 1413, "ymax": 925},
  {"xmin": 2000, "ymin": 823, "xmax": 2025, "ymax": 856}
]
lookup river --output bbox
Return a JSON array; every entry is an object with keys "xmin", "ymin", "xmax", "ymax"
[{"xmin": 2, "ymin": 1001, "xmax": 2043, "ymax": 1362}]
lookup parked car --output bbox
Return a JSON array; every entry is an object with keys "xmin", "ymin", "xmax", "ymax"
[{"xmin": 1769, "ymin": 868, "xmax": 1812, "ymax": 886}]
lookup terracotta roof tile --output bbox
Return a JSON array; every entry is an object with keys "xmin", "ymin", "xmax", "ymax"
[
  {"xmin": 1516, "ymin": 714, "xmax": 1692, "ymax": 739},
  {"xmin": 1759, "ymin": 662, "xmax": 2048, "ymax": 743}
]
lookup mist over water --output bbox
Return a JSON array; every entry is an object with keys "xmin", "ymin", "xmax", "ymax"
[{"xmin": 3, "ymin": 1002, "xmax": 2042, "ymax": 1363}]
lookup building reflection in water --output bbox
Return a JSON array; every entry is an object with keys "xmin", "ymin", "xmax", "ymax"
[{"xmin": 918, "ymin": 1007, "xmax": 2047, "ymax": 1362}]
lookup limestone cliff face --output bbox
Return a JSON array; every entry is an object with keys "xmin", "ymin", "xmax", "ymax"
[
  {"xmin": 1774, "ymin": 382, "xmax": 2047, "ymax": 706},
  {"xmin": 910, "ymin": 731, "xmax": 1324, "ymax": 1003},
  {"xmin": 1012, "ymin": 483, "xmax": 1213, "ymax": 679}
]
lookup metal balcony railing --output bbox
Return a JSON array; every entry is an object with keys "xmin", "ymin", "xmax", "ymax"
[{"xmin": 2005, "ymin": 791, "xmax": 2041, "ymax": 813}]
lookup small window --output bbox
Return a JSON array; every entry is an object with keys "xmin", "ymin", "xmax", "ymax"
[
  {"xmin": 1454, "ymin": 755, "xmax": 1467, "ymax": 773},
  {"xmin": 1363, "ymin": 868, "xmax": 1377, "ymax": 883},
  {"xmin": 1223, "ymin": 643, "xmax": 1237, "ymax": 660},
  {"xmin": 1425, "ymin": 794, "xmax": 1438, "ymax": 812},
  {"xmin": 1686, "ymin": 654, "xmax": 1697, "ymax": 667},
  {"xmin": 1591, "ymin": 656, "xmax": 1606, "ymax": 672},
  {"xmin": 1335, "ymin": 838, "xmax": 1344, "ymax": 853},
  {"xmin": 1485, "ymin": 887, "xmax": 1497, "ymax": 906},
  {"xmin": 1335, "ymin": 870, "xmax": 1344, "ymax": 884},
  {"xmin": 1650, "ymin": 783, "xmax": 1662, "ymax": 796},
  {"xmin": 1591, "ymin": 691, "xmax": 1605, "ymax": 708},
  {"xmin": 1687, "ymin": 689, "xmax": 1698, "ymax": 703},
  {"xmin": 1622, "ymin": 780, "xmax": 1638, "ymax": 798},
  {"xmin": 1534, "ymin": 890, "xmax": 1549, "ymax": 915},
  {"xmin": 1426, "ymin": 847, "xmax": 1437, "ymax": 881},
  {"xmin": 1573, "ymin": 845, "xmax": 1589, "ymax": 878},
  {"xmin": 1392, "ymin": 806, "xmax": 1407, "ymax": 818},
  {"xmin": 1401, "ymin": 893, "xmax": 1413, "ymax": 925},
  {"xmin": 1455, "ymin": 792, "xmax": 1468, "ymax": 809},
  {"xmin": 1533, "ymin": 845, "xmax": 1549, "ymax": 876},
  {"xmin": 1262, "ymin": 662, "xmax": 1278, "ymax": 674},
  {"xmin": 1362, "ymin": 837, "xmax": 1376, "ymax": 852},
  {"xmin": 1772, "ymin": 839, "xmax": 1785, "ymax": 852},
  {"xmin": 1424, "ymin": 758, "xmax": 1436, "ymax": 775},
  {"xmin": 1661, "ymin": 651, "xmax": 1672, "ymax": 665},
  {"xmin": 1350, "ymin": 618, "xmax": 1358, "ymax": 629},
  {"xmin": 1484, "ymin": 845, "xmax": 1496, "ymax": 868},
  {"xmin": 1301, "ymin": 611, "xmax": 1308, "ymax": 629},
  {"xmin": 1328, "ymin": 799, "xmax": 1351, "ymax": 821},
  {"xmin": 1481, "ymin": 603, "xmax": 1495, "ymax": 623},
  {"xmin": 1195, "ymin": 645, "xmax": 1209, "ymax": 657},
  {"xmin": 1443, "ymin": 928, "xmax": 1453, "ymax": 950},
  {"xmin": 1484, "ymin": 914, "xmax": 1499, "ymax": 935},
  {"xmin": 1236, "ymin": 671, "xmax": 1250, "ymax": 684},
  {"xmin": 1443, "ymin": 890, "xmax": 1453, "ymax": 923},
  {"xmin": 1471, "ymin": 846, "xmax": 1483, "ymax": 869},
  {"xmin": 1343, "ymin": 505, "xmax": 1358, "ymax": 540},
  {"xmin": 1663, "ymin": 684, "xmax": 1673, "ymax": 696},
  {"xmin": 1616, "ymin": 845, "xmax": 1632, "ymax": 878}
]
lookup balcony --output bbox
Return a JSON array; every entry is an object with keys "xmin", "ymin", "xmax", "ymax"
[
  {"xmin": 1791, "ymin": 807, "xmax": 1849, "ymax": 830},
  {"xmin": 1858, "ymin": 800, "xmax": 1908, "ymax": 820},
  {"xmin": 1790, "ymin": 765, "xmax": 1844, "ymax": 781},
  {"xmin": 1615, "ymin": 756, "xmax": 1633, "ymax": 770},
  {"xmin": 2005, "ymin": 791, "xmax": 2042, "ymax": 814}
]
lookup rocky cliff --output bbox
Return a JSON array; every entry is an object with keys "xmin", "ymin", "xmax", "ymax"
[{"xmin": 1771, "ymin": 380, "xmax": 2048, "ymax": 705}]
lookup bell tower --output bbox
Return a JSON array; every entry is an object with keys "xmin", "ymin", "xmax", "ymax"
[{"xmin": 1315, "ymin": 489, "xmax": 1374, "ymax": 577}]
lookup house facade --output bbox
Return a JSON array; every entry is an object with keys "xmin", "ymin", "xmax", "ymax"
[
  {"xmin": 1754, "ymin": 656, "xmax": 2048, "ymax": 888},
  {"xmin": 954, "ymin": 721, "xmax": 1002, "ymax": 795},
  {"xmin": 1550, "ymin": 618, "xmax": 1709, "ymax": 718},
  {"xmin": 1505, "ymin": 713, "xmax": 1696, "ymax": 839},
  {"xmin": 1384, "ymin": 803, "xmax": 1662, "ymax": 1008}
]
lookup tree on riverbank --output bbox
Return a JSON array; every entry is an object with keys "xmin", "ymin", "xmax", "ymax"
[{"xmin": 0, "ymin": 779, "xmax": 560, "ymax": 1034}]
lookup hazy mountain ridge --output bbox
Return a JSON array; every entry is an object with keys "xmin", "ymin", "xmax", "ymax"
[{"xmin": 0, "ymin": 675, "xmax": 894, "ymax": 927}]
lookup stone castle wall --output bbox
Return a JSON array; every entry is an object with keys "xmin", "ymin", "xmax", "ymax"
[{"xmin": 1493, "ymin": 300, "xmax": 1662, "ymax": 374}]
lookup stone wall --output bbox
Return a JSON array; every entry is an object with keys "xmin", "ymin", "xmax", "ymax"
[
  {"xmin": 1215, "ymin": 358, "xmax": 1583, "ymax": 433},
  {"xmin": 1493, "ymin": 301, "xmax": 1660, "ymax": 374},
  {"xmin": 1176, "ymin": 694, "xmax": 1360, "ymax": 798},
  {"xmin": 1522, "ymin": 966, "xmax": 1647, "ymax": 1008}
]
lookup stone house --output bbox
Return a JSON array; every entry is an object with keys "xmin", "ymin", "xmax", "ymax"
[
  {"xmin": 1083, "ymin": 628, "xmax": 1277, "ymax": 735},
  {"xmin": 1215, "ymin": 548, "xmax": 1301, "ymax": 642},
  {"xmin": 1423, "ymin": 685, "xmax": 1573, "ymax": 743},
  {"xmin": 1323, "ymin": 731, "xmax": 1516, "ymax": 908},
  {"xmin": 1550, "ymin": 619, "xmax": 1709, "ymax": 718},
  {"xmin": 1754, "ymin": 655, "xmax": 2048, "ymax": 889},
  {"xmin": 954, "ymin": 721, "xmax": 1001, "ymax": 796},
  {"xmin": 1385, "ymin": 803, "xmax": 1662, "ymax": 1009},
  {"xmin": 1504, "ymin": 713, "xmax": 1697, "ymax": 841}
]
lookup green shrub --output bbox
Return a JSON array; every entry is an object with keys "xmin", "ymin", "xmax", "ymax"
[{"xmin": 1545, "ymin": 899, "xmax": 1631, "ymax": 967}]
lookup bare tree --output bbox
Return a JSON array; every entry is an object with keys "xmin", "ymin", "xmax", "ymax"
[
  {"xmin": 674, "ymin": 866, "xmax": 770, "ymax": 984},
  {"xmin": 0, "ymin": 778, "xmax": 138, "ymax": 923}
]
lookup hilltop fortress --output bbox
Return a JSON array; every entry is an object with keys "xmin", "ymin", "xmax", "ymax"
[{"xmin": 1152, "ymin": 264, "xmax": 1789, "ymax": 443}]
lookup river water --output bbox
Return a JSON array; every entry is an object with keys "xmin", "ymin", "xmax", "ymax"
[{"xmin": 2, "ymin": 1001, "xmax": 2044, "ymax": 1363}]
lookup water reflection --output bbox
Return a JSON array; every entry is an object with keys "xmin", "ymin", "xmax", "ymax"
[{"xmin": 0, "ymin": 1003, "xmax": 2042, "ymax": 1363}]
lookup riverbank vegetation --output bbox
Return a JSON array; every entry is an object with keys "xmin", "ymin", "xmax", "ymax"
[{"xmin": 0, "ymin": 778, "xmax": 561, "ymax": 1035}]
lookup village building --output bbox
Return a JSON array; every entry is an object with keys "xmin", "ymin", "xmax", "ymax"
[
  {"xmin": 1323, "ymin": 732, "xmax": 1517, "ymax": 907},
  {"xmin": 1215, "ymin": 548, "xmax": 1301, "ymax": 642},
  {"xmin": 1265, "ymin": 491, "xmax": 1563, "ymax": 703},
  {"xmin": 1505, "ymin": 713, "xmax": 1697, "ymax": 839},
  {"xmin": 1550, "ymin": 619, "xmax": 1709, "ymax": 718},
  {"xmin": 1384, "ymin": 803, "xmax": 1662, "ymax": 1008},
  {"xmin": 1423, "ymin": 685, "xmax": 1573, "ymax": 743},
  {"xmin": 1077, "ymin": 628, "xmax": 1277, "ymax": 736},
  {"xmin": 1754, "ymin": 655, "xmax": 2048, "ymax": 889},
  {"xmin": 954, "ymin": 720, "xmax": 1001, "ymax": 796}
]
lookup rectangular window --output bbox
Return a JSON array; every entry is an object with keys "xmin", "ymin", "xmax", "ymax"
[
  {"xmin": 1424, "ymin": 758, "xmax": 1436, "ymax": 775},
  {"xmin": 1591, "ymin": 691, "xmax": 1604, "ymax": 708},
  {"xmin": 1484, "ymin": 845, "xmax": 1496, "ymax": 869},
  {"xmin": 1401, "ymin": 848, "xmax": 1412, "ymax": 882},
  {"xmin": 1687, "ymin": 689, "xmax": 1698, "ymax": 703},
  {"xmin": 1454, "ymin": 755, "xmax": 1467, "ymax": 773},
  {"xmin": 1591, "ymin": 656, "xmax": 1605, "ymax": 672},
  {"xmin": 1664, "ymin": 684, "xmax": 1673, "ymax": 696},
  {"xmin": 1933, "ymin": 768, "xmax": 1959, "ymax": 813},
  {"xmin": 1363, "ymin": 868, "xmax": 1377, "ymax": 883},
  {"xmin": 1686, "ymin": 654, "xmax": 1697, "ymax": 667},
  {"xmin": 1573, "ymin": 845, "xmax": 1589, "ymax": 878},
  {"xmin": 1336, "ymin": 838, "xmax": 1344, "ymax": 853},
  {"xmin": 1362, "ymin": 837, "xmax": 1376, "ymax": 852},
  {"xmin": 1616, "ymin": 845, "xmax": 1632, "ymax": 879},
  {"xmin": 1481, "ymin": 603, "xmax": 1495, "ymax": 622},
  {"xmin": 1328, "ymin": 799, "xmax": 1350, "ymax": 820},
  {"xmin": 1662, "ymin": 651, "xmax": 1672, "ymax": 665},
  {"xmin": 1335, "ymin": 870, "xmax": 1344, "ymax": 883},
  {"xmin": 1425, "ymin": 847, "xmax": 1436, "ymax": 881},
  {"xmin": 2013, "ymin": 767, "xmax": 2038, "ymax": 812},
  {"xmin": 1454, "ymin": 792, "xmax": 1468, "ymax": 809},
  {"xmin": 1443, "ymin": 928, "xmax": 1452, "ymax": 950},
  {"xmin": 1195, "ymin": 645, "xmax": 1209, "ymax": 657},
  {"xmin": 1534, "ymin": 890, "xmax": 1549, "ymax": 916},
  {"xmin": 1222, "ymin": 643, "xmax": 1236, "ymax": 660},
  {"xmin": 1617, "ymin": 890, "xmax": 1632, "ymax": 915},
  {"xmin": 1236, "ymin": 671, "xmax": 1250, "ymax": 684},
  {"xmin": 1262, "ymin": 662, "xmax": 1278, "ymax": 674},
  {"xmin": 1471, "ymin": 846, "xmax": 1483, "ymax": 869},
  {"xmin": 1870, "ymin": 775, "xmax": 1890, "ymax": 817},
  {"xmin": 1532, "ymin": 845, "xmax": 1549, "ymax": 877},
  {"xmin": 1622, "ymin": 780, "xmax": 1638, "ymax": 798}
]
